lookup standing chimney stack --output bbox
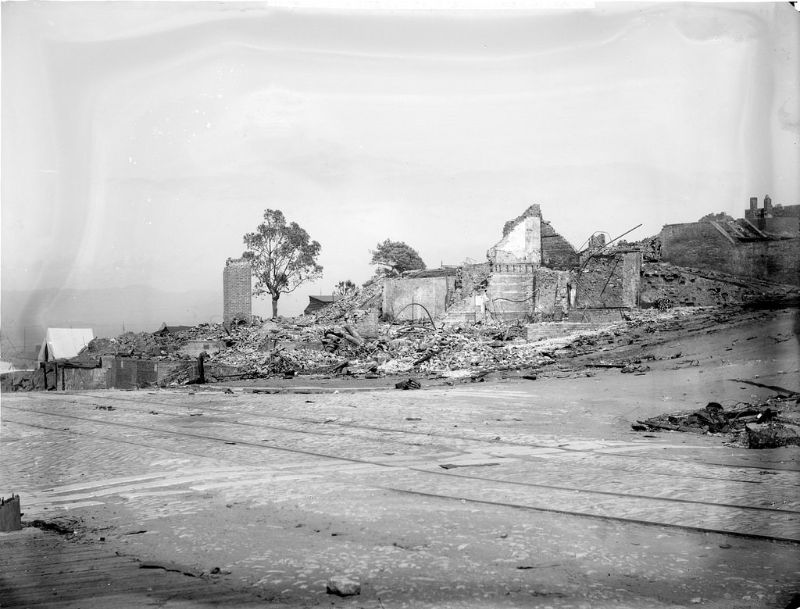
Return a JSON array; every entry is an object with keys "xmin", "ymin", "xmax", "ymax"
[{"xmin": 223, "ymin": 257, "xmax": 253, "ymax": 323}]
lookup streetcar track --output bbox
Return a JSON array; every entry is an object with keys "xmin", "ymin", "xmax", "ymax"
[
  {"xmin": 2, "ymin": 408, "xmax": 385, "ymax": 467},
  {"xmin": 5, "ymin": 408, "xmax": 799, "ymax": 517},
  {"xmin": 10, "ymin": 392, "xmax": 798, "ymax": 482},
  {"xmin": 4, "ymin": 418, "xmax": 248, "ymax": 462},
  {"xmin": 380, "ymin": 487, "xmax": 800, "ymax": 545},
  {"xmin": 412, "ymin": 468, "xmax": 799, "ymax": 514}
]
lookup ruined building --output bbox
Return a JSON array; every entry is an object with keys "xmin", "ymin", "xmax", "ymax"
[
  {"xmin": 383, "ymin": 205, "xmax": 642, "ymax": 324},
  {"xmin": 744, "ymin": 195, "xmax": 800, "ymax": 238},
  {"xmin": 223, "ymin": 258, "xmax": 252, "ymax": 323},
  {"xmin": 660, "ymin": 196, "xmax": 799, "ymax": 287}
]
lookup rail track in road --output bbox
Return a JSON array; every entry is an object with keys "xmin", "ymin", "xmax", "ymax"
[
  {"xmin": 11, "ymin": 390, "xmax": 800, "ymax": 477},
  {"xmin": 6, "ymin": 407, "xmax": 796, "ymax": 516},
  {"xmin": 3, "ymin": 391, "xmax": 800, "ymax": 544}
]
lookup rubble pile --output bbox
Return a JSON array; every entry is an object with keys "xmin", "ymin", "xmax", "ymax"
[
  {"xmin": 58, "ymin": 274, "xmax": 795, "ymax": 386},
  {"xmin": 67, "ymin": 297, "xmax": 632, "ymax": 381},
  {"xmin": 211, "ymin": 320, "xmax": 343, "ymax": 376},
  {"xmin": 309, "ymin": 280, "xmax": 383, "ymax": 324},
  {"xmin": 616, "ymin": 235, "xmax": 661, "ymax": 262},
  {"xmin": 303, "ymin": 320, "xmax": 582, "ymax": 378},
  {"xmin": 80, "ymin": 324, "xmax": 234, "ymax": 360},
  {"xmin": 82, "ymin": 333, "xmax": 166, "ymax": 358},
  {"xmin": 632, "ymin": 397, "xmax": 800, "ymax": 449}
]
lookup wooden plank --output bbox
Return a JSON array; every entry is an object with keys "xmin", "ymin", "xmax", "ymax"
[
  {"xmin": 1, "ymin": 560, "xmax": 144, "ymax": 578},
  {"xmin": 0, "ymin": 552, "xmax": 122, "ymax": 570},
  {"xmin": 1, "ymin": 582, "xmax": 255, "ymax": 607},
  {"xmin": 0, "ymin": 530, "xmax": 266, "ymax": 608}
]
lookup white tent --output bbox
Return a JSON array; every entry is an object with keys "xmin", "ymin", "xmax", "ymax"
[{"xmin": 37, "ymin": 328, "xmax": 94, "ymax": 362}]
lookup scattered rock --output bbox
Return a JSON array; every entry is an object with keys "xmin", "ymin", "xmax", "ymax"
[
  {"xmin": 326, "ymin": 575, "xmax": 361, "ymax": 596},
  {"xmin": 746, "ymin": 422, "xmax": 800, "ymax": 449},
  {"xmin": 395, "ymin": 378, "xmax": 421, "ymax": 390}
]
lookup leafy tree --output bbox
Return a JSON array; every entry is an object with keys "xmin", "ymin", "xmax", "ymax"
[
  {"xmin": 334, "ymin": 280, "xmax": 358, "ymax": 299},
  {"xmin": 242, "ymin": 209, "xmax": 322, "ymax": 318},
  {"xmin": 370, "ymin": 239, "xmax": 426, "ymax": 277}
]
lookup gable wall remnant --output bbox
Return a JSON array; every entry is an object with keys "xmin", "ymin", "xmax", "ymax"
[{"xmin": 541, "ymin": 222, "xmax": 579, "ymax": 269}]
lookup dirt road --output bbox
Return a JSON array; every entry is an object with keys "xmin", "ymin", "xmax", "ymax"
[{"xmin": 1, "ymin": 307, "xmax": 798, "ymax": 608}]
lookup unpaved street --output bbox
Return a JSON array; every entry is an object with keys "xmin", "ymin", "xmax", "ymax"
[{"xmin": 1, "ymin": 309, "xmax": 799, "ymax": 608}]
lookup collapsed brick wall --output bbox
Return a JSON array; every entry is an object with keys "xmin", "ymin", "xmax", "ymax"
[
  {"xmin": 223, "ymin": 259, "xmax": 252, "ymax": 323},
  {"xmin": 661, "ymin": 223, "xmax": 800, "ymax": 286},
  {"xmin": 532, "ymin": 268, "xmax": 571, "ymax": 321},
  {"xmin": 576, "ymin": 252, "xmax": 640, "ymax": 308},
  {"xmin": 639, "ymin": 263, "xmax": 788, "ymax": 307},
  {"xmin": 541, "ymin": 222, "xmax": 579, "ymax": 269},
  {"xmin": 449, "ymin": 263, "xmax": 491, "ymax": 307}
]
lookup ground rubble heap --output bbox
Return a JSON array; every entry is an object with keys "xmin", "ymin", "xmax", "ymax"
[{"xmin": 632, "ymin": 397, "xmax": 800, "ymax": 449}]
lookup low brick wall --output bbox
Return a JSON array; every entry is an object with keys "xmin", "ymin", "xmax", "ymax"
[
  {"xmin": 526, "ymin": 322, "xmax": 611, "ymax": 342},
  {"xmin": 61, "ymin": 367, "xmax": 110, "ymax": 390},
  {"xmin": 567, "ymin": 308, "xmax": 627, "ymax": 323},
  {"xmin": 2, "ymin": 357, "xmax": 206, "ymax": 391}
]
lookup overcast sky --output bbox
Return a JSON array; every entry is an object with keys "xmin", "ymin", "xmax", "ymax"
[{"xmin": 2, "ymin": 2, "xmax": 798, "ymax": 320}]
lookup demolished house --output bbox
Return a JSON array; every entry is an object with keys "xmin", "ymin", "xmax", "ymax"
[
  {"xmin": 659, "ymin": 196, "xmax": 799, "ymax": 287},
  {"xmin": 383, "ymin": 204, "xmax": 642, "ymax": 326},
  {"xmin": 4, "ymin": 199, "xmax": 797, "ymax": 396}
]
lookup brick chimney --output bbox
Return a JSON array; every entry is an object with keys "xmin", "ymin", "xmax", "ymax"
[
  {"xmin": 589, "ymin": 233, "xmax": 606, "ymax": 250},
  {"xmin": 223, "ymin": 258, "xmax": 253, "ymax": 323}
]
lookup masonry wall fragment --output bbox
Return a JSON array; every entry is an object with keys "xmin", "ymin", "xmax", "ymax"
[
  {"xmin": 223, "ymin": 258, "xmax": 253, "ymax": 323},
  {"xmin": 532, "ymin": 268, "xmax": 571, "ymax": 321},
  {"xmin": 660, "ymin": 223, "xmax": 800, "ymax": 286},
  {"xmin": 487, "ymin": 205, "xmax": 543, "ymax": 265},
  {"xmin": 382, "ymin": 276, "xmax": 455, "ymax": 321},
  {"xmin": 576, "ymin": 252, "xmax": 641, "ymax": 308},
  {"xmin": 541, "ymin": 222, "xmax": 580, "ymax": 269}
]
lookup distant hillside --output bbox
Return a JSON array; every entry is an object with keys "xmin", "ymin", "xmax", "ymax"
[{"xmin": 1, "ymin": 285, "xmax": 221, "ymax": 352}]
